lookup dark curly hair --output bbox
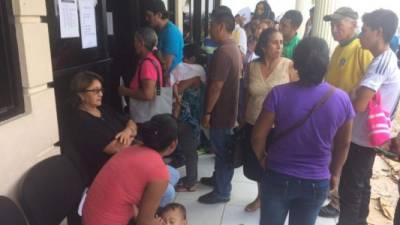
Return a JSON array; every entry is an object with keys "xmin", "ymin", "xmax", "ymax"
[
  {"xmin": 293, "ymin": 37, "xmax": 329, "ymax": 85},
  {"xmin": 254, "ymin": 27, "xmax": 280, "ymax": 61}
]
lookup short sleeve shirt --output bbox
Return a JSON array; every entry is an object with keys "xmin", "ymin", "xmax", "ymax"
[
  {"xmin": 352, "ymin": 49, "xmax": 400, "ymax": 147},
  {"xmin": 325, "ymin": 38, "xmax": 373, "ymax": 93},
  {"xmin": 208, "ymin": 39, "xmax": 242, "ymax": 128},
  {"xmin": 157, "ymin": 21, "xmax": 184, "ymax": 73},
  {"xmin": 83, "ymin": 146, "xmax": 169, "ymax": 225},
  {"xmin": 263, "ymin": 82, "xmax": 355, "ymax": 179},
  {"xmin": 71, "ymin": 106, "xmax": 130, "ymax": 184},
  {"xmin": 283, "ymin": 34, "xmax": 300, "ymax": 59},
  {"xmin": 129, "ymin": 52, "xmax": 163, "ymax": 91}
]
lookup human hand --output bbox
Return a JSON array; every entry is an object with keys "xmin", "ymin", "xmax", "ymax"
[
  {"xmin": 154, "ymin": 215, "xmax": 166, "ymax": 225},
  {"xmin": 258, "ymin": 157, "xmax": 267, "ymax": 170},
  {"xmin": 115, "ymin": 128, "xmax": 134, "ymax": 145},
  {"xmin": 330, "ymin": 175, "xmax": 340, "ymax": 191},
  {"xmin": 118, "ymin": 86, "xmax": 129, "ymax": 96},
  {"xmin": 201, "ymin": 115, "xmax": 211, "ymax": 128},
  {"xmin": 389, "ymin": 135, "xmax": 400, "ymax": 155}
]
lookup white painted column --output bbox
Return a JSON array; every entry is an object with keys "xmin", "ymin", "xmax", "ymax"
[
  {"xmin": 312, "ymin": 0, "xmax": 337, "ymax": 53},
  {"xmin": 295, "ymin": 0, "xmax": 311, "ymax": 38},
  {"xmin": 175, "ymin": 0, "xmax": 184, "ymax": 32}
]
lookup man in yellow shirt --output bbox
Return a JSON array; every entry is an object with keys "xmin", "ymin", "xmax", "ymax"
[{"xmin": 319, "ymin": 7, "xmax": 373, "ymax": 218}]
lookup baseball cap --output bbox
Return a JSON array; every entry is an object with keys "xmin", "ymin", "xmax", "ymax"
[
  {"xmin": 323, "ymin": 7, "xmax": 358, "ymax": 21},
  {"xmin": 144, "ymin": 0, "xmax": 168, "ymax": 14}
]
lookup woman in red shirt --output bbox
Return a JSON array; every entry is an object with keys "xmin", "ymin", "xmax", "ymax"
[{"xmin": 83, "ymin": 114, "xmax": 178, "ymax": 225}]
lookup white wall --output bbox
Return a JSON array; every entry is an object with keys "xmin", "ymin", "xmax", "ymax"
[{"xmin": 0, "ymin": 0, "xmax": 60, "ymax": 200}]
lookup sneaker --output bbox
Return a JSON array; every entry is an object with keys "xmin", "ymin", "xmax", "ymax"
[
  {"xmin": 198, "ymin": 192, "xmax": 230, "ymax": 204},
  {"xmin": 319, "ymin": 204, "xmax": 340, "ymax": 218},
  {"xmin": 200, "ymin": 177, "xmax": 215, "ymax": 187}
]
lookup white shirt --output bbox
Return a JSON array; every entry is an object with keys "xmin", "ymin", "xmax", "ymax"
[
  {"xmin": 352, "ymin": 49, "xmax": 400, "ymax": 147},
  {"xmin": 170, "ymin": 62, "xmax": 206, "ymax": 85},
  {"xmin": 233, "ymin": 24, "xmax": 247, "ymax": 55}
]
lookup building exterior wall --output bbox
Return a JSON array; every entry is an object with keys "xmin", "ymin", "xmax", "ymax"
[{"xmin": 0, "ymin": 0, "xmax": 60, "ymax": 199}]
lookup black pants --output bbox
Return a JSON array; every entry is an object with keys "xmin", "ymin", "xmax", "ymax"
[
  {"xmin": 177, "ymin": 122, "xmax": 199, "ymax": 186},
  {"xmin": 337, "ymin": 143, "xmax": 376, "ymax": 225}
]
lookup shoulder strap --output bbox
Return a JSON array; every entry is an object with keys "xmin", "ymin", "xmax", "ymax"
[
  {"xmin": 271, "ymin": 85, "xmax": 336, "ymax": 144},
  {"xmin": 138, "ymin": 57, "xmax": 161, "ymax": 96}
]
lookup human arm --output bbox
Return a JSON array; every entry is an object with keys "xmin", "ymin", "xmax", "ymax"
[
  {"xmin": 352, "ymin": 86, "xmax": 375, "ymax": 113},
  {"xmin": 330, "ymin": 120, "xmax": 353, "ymax": 191},
  {"xmin": 251, "ymin": 110, "xmax": 275, "ymax": 169},
  {"xmin": 202, "ymin": 49, "xmax": 231, "ymax": 128},
  {"xmin": 119, "ymin": 79, "xmax": 157, "ymax": 101},
  {"xmin": 202, "ymin": 80, "xmax": 225, "ymax": 128},
  {"xmin": 136, "ymin": 180, "xmax": 168, "ymax": 225},
  {"xmin": 164, "ymin": 54, "xmax": 175, "ymax": 73},
  {"xmin": 176, "ymin": 76, "xmax": 201, "ymax": 94},
  {"xmin": 288, "ymin": 61, "xmax": 299, "ymax": 82},
  {"xmin": 115, "ymin": 120, "xmax": 138, "ymax": 145}
]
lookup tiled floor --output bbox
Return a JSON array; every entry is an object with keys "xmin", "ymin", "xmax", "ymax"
[{"xmin": 175, "ymin": 154, "xmax": 337, "ymax": 225}]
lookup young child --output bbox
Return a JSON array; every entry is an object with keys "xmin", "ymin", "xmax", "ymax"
[
  {"xmin": 171, "ymin": 43, "xmax": 206, "ymax": 118},
  {"xmin": 159, "ymin": 203, "xmax": 188, "ymax": 225},
  {"xmin": 170, "ymin": 43, "xmax": 205, "ymax": 191}
]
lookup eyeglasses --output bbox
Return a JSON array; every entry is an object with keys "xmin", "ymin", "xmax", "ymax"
[{"xmin": 80, "ymin": 88, "xmax": 104, "ymax": 94}]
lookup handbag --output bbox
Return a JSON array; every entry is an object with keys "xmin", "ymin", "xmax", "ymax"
[
  {"xmin": 231, "ymin": 126, "xmax": 247, "ymax": 168},
  {"xmin": 129, "ymin": 58, "xmax": 173, "ymax": 123},
  {"xmin": 367, "ymin": 92, "xmax": 391, "ymax": 146}
]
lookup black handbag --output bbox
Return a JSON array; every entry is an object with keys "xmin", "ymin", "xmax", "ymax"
[{"xmin": 230, "ymin": 126, "xmax": 246, "ymax": 168}]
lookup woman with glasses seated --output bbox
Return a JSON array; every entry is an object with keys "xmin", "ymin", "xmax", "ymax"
[{"xmin": 69, "ymin": 71, "xmax": 138, "ymax": 185}]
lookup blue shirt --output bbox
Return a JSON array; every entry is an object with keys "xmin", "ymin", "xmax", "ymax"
[{"xmin": 157, "ymin": 21, "xmax": 184, "ymax": 73}]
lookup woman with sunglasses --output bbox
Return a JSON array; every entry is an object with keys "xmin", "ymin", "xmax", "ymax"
[{"xmin": 69, "ymin": 71, "xmax": 137, "ymax": 185}]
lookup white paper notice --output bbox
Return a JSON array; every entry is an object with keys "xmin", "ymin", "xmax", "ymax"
[
  {"xmin": 107, "ymin": 12, "xmax": 114, "ymax": 35},
  {"xmin": 58, "ymin": 0, "xmax": 80, "ymax": 38},
  {"xmin": 79, "ymin": 0, "xmax": 98, "ymax": 49}
]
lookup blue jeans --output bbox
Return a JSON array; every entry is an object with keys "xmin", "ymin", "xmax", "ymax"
[
  {"xmin": 160, "ymin": 166, "xmax": 180, "ymax": 207},
  {"xmin": 210, "ymin": 128, "xmax": 234, "ymax": 199},
  {"xmin": 260, "ymin": 170, "xmax": 329, "ymax": 225}
]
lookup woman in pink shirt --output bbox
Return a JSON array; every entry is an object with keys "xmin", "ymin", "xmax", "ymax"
[
  {"xmin": 83, "ymin": 114, "xmax": 178, "ymax": 225},
  {"xmin": 119, "ymin": 27, "xmax": 165, "ymax": 123}
]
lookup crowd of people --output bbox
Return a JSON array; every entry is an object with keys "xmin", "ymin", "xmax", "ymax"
[{"xmin": 65, "ymin": 0, "xmax": 400, "ymax": 224}]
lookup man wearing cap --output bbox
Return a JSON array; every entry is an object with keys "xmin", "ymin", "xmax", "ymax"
[{"xmin": 319, "ymin": 7, "xmax": 373, "ymax": 218}]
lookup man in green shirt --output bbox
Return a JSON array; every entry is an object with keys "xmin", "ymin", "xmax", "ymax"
[{"xmin": 279, "ymin": 10, "xmax": 303, "ymax": 59}]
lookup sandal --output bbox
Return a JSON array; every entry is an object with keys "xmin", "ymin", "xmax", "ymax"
[
  {"xmin": 244, "ymin": 198, "xmax": 260, "ymax": 212},
  {"xmin": 175, "ymin": 183, "xmax": 197, "ymax": 192}
]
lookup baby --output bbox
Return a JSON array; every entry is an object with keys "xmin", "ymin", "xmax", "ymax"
[{"xmin": 159, "ymin": 203, "xmax": 188, "ymax": 225}]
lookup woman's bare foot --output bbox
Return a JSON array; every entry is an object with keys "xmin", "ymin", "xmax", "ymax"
[{"xmin": 244, "ymin": 197, "xmax": 260, "ymax": 212}]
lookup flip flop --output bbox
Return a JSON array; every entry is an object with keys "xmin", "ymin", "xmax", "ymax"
[
  {"xmin": 175, "ymin": 183, "xmax": 197, "ymax": 192},
  {"xmin": 244, "ymin": 199, "xmax": 260, "ymax": 212}
]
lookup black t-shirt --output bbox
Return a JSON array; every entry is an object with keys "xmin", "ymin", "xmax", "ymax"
[{"xmin": 71, "ymin": 106, "xmax": 129, "ymax": 184}]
